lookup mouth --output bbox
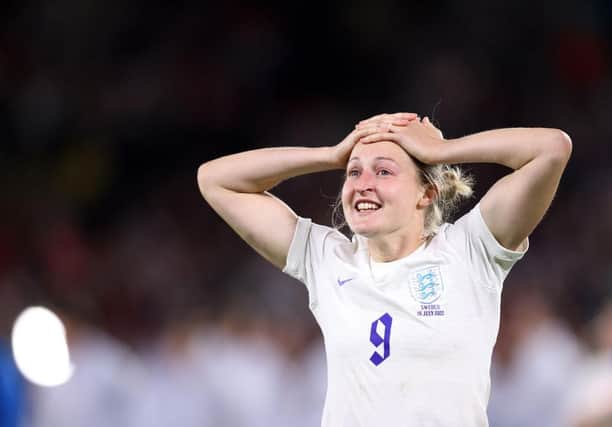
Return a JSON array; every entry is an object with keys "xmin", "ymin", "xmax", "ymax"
[{"xmin": 354, "ymin": 201, "xmax": 382, "ymax": 213}]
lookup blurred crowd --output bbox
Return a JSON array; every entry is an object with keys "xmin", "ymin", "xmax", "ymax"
[{"xmin": 1, "ymin": 0, "xmax": 612, "ymax": 426}]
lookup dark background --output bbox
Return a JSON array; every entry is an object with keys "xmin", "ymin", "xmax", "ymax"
[{"xmin": 0, "ymin": 1, "xmax": 611, "ymax": 425}]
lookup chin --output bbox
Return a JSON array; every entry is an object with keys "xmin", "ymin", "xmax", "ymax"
[{"xmin": 347, "ymin": 221, "xmax": 381, "ymax": 238}]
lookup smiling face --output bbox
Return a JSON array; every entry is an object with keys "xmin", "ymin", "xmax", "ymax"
[{"xmin": 341, "ymin": 141, "xmax": 427, "ymax": 239}]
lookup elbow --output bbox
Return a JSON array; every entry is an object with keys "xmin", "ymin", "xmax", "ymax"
[
  {"xmin": 196, "ymin": 163, "xmax": 214, "ymax": 197},
  {"xmin": 196, "ymin": 163, "xmax": 207, "ymax": 184},
  {"xmin": 537, "ymin": 129, "xmax": 572, "ymax": 167},
  {"xmin": 548, "ymin": 129, "xmax": 572, "ymax": 162}
]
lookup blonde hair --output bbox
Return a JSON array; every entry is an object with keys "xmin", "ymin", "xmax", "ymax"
[
  {"xmin": 332, "ymin": 161, "xmax": 474, "ymax": 239},
  {"xmin": 418, "ymin": 162, "xmax": 474, "ymax": 238}
]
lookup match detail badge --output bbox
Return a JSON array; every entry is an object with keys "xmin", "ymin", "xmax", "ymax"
[{"xmin": 410, "ymin": 266, "xmax": 444, "ymax": 304}]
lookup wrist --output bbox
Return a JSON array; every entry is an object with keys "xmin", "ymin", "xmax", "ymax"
[
  {"xmin": 323, "ymin": 146, "xmax": 346, "ymax": 170},
  {"xmin": 419, "ymin": 138, "xmax": 450, "ymax": 165}
]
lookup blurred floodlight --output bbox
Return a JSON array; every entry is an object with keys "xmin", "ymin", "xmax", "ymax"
[{"xmin": 11, "ymin": 306, "xmax": 74, "ymax": 387}]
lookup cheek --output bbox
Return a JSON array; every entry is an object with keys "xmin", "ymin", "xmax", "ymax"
[
  {"xmin": 341, "ymin": 181, "xmax": 352, "ymax": 207},
  {"xmin": 384, "ymin": 181, "xmax": 418, "ymax": 207}
]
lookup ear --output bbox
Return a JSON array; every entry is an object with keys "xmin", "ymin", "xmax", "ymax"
[{"xmin": 417, "ymin": 183, "xmax": 437, "ymax": 208}]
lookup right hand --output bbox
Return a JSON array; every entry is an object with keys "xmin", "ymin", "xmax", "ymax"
[
  {"xmin": 329, "ymin": 112, "xmax": 419, "ymax": 168},
  {"xmin": 356, "ymin": 116, "xmax": 445, "ymax": 165}
]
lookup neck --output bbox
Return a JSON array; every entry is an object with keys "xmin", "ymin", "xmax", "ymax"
[{"xmin": 367, "ymin": 226, "xmax": 425, "ymax": 262}]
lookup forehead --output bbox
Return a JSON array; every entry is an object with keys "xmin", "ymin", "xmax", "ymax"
[{"xmin": 349, "ymin": 141, "xmax": 412, "ymax": 166}]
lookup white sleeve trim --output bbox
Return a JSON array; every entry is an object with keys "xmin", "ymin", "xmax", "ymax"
[{"xmin": 282, "ymin": 216, "xmax": 312, "ymax": 283}]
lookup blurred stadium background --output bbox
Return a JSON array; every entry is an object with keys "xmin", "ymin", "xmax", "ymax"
[{"xmin": 1, "ymin": 0, "xmax": 611, "ymax": 426}]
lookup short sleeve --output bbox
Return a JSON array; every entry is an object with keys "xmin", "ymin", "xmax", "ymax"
[
  {"xmin": 282, "ymin": 216, "xmax": 347, "ymax": 308},
  {"xmin": 283, "ymin": 216, "xmax": 313, "ymax": 283},
  {"xmin": 442, "ymin": 203, "xmax": 528, "ymax": 289}
]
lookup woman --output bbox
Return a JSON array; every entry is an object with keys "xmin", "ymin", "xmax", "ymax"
[{"xmin": 197, "ymin": 112, "xmax": 572, "ymax": 426}]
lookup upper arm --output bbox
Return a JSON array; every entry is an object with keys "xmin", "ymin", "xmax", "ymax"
[
  {"xmin": 479, "ymin": 130, "xmax": 572, "ymax": 251},
  {"xmin": 198, "ymin": 174, "xmax": 297, "ymax": 270}
]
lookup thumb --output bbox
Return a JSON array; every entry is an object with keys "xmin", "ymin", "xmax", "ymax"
[
  {"xmin": 424, "ymin": 116, "xmax": 439, "ymax": 130},
  {"xmin": 423, "ymin": 116, "xmax": 444, "ymax": 138}
]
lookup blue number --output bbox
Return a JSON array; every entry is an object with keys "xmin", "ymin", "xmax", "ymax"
[{"xmin": 369, "ymin": 312, "xmax": 393, "ymax": 366}]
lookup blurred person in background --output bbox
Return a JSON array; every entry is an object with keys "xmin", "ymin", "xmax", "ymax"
[
  {"xmin": 0, "ymin": 276, "xmax": 28, "ymax": 427},
  {"xmin": 29, "ymin": 311, "xmax": 147, "ymax": 427},
  {"xmin": 197, "ymin": 111, "xmax": 572, "ymax": 426},
  {"xmin": 133, "ymin": 315, "xmax": 219, "ymax": 427},
  {"xmin": 202, "ymin": 257, "xmax": 326, "ymax": 427},
  {"xmin": 0, "ymin": 339, "xmax": 26, "ymax": 427},
  {"xmin": 193, "ymin": 287, "xmax": 289, "ymax": 427},
  {"xmin": 563, "ymin": 298, "xmax": 612, "ymax": 427},
  {"xmin": 487, "ymin": 286, "xmax": 585, "ymax": 427}
]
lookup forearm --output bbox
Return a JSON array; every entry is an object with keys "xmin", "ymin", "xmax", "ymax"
[
  {"xmin": 197, "ymin": 146, "xmax": 338, "ymax": 194},
  {"xmin": 439, "ymin": 128, "xmax": 572, "ymax": 170}
]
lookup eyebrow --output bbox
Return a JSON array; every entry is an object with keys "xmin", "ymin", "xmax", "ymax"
[{"xmin": 348, "ymin": 156, "xmax": 400, "ymax": 165}]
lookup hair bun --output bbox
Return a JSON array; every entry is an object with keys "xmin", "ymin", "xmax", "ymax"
[
  {"xmin": 439, "ymin": 166, "xmax": 473, "ymax": 201},
  {"xmin": 420, "ymin": 164, "xmax": 474, "ymax": 239}
]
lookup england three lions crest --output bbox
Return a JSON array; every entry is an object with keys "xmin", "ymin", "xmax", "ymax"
[{"xmin": 410, "ymin": 266, "xmax": 444, "ymax": 304}]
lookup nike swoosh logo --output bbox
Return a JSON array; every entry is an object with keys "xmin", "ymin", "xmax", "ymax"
[{"xmin": 337, "ymin": 277, "xmax": 354, "ymax": 286}]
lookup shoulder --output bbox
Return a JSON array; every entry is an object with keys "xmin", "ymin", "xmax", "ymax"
[
  {"xmin": 284, "ymin": 217, "xmax": 360, "ymax": 283},
  {"xmin": 436, "ymin": 203, "xmax": 528, "ymax": 269},
  {"xmin": 289, "ymin": 217, "xmax": 357, "ymax": 262},
  {"xmin": 438, "ymin": 203, "xmax": 496, "ymax": 245},
  {"xmin": 297, "ymin": 217, "xmax": 351, "ymax": 246}
]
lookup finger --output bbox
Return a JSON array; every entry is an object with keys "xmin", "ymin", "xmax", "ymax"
[
  {"xmin": 358, "ymin": 113, "xmax": 417, "ymax": 124},
  {"xmin": 424, "ymin": 116, "xmax": 442, "ymax": 131},
  {"xmin": 422, "ymin": 117, "xmax": 444, "ymax": 138},
  {"xmin": 392, "ymin": 112, "xmax": 419, "ymax": 120},
  {"xmin": 353, "ymin": 123, "xmax": 384, "ymax": 132},
  {"xmin": 383, "ymin": 112, "xmax": 418, "ymax": 120},
  {"xmin": 356, "ymin": 119, "xmax": 409, "ymax": 129},
  {"xmin": 359, "ymin": 132, "xmax": 399, "ymax": 144},
  {"xmin": 356, "ymin": 119, "xmax": 411, "ymax": 130},
  {"xmin": 374, "ymin": 122, "xmax": 395, "ymax": 133},
  {"xmin": 353, "ymin": 123, "xmax": 381, "ymax": 130},
  {"xmin": 359, "ymin": 114, "xmax": 418, "ymax": 126},
  {"xmin": 423, "ymin": 116, "xmax": 439, "ymax": 129},
  {"xmin": 373, "ymin": 123, "xmax": 402, "ymax": 133},
  {"xmin": 358, "ymin": 112, "xmax": 418, "ymax": 125},
  {"xmin": 358, "ymin": 113, "xmax": 388, "ymax": 124},
  {"xmin": 349, "ymin": 126, "xmax": 385, "ymax": 140}
]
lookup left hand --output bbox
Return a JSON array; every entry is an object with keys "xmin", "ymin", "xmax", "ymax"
[
  {"xmin": 330, "ymin": 112, "xmax": 420, "ymax": 168},
  {"xmin": 355, "ymin": 116, "xmax": 445, "ymax": 165}
]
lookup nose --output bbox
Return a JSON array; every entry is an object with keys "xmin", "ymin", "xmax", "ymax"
[{"xmin": 355, "ymin": 171, "xmax": 375, "ymax": 193}]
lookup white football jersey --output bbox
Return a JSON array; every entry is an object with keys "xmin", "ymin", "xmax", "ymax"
[{"xmin": 283, "ymin": 204, "xmax": 527, "ymax": 427}]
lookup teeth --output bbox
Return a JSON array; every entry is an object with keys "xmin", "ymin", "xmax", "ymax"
[{"xmin": 356, "ymin": 202, "xmax": 380, "ymax": 211}]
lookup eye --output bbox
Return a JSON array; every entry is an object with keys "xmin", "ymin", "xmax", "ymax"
[
  {"xmin": 347, "ymin": 169, "xmax": 360, "ymax": 177},
  {"xmin": 377, "ymin": 169, "xmax": 392, "ymax": 176}
]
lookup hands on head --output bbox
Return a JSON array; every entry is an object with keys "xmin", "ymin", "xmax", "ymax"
[{"xmin": 331, "ymin": 112, "xmax": 446, "ymax": 168}]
